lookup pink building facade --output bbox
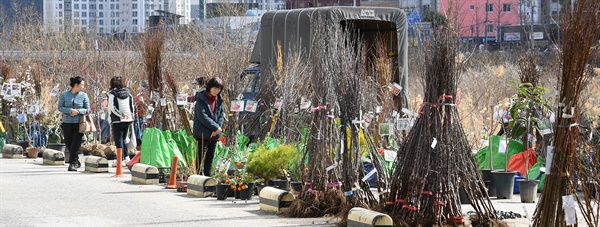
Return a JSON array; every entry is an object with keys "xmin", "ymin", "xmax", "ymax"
[{"xmin": 440, "ymin": 0, "xmax": 522, "ymax": 41}]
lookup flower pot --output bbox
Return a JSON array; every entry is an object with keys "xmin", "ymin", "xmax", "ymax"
[
  {"xmin": 216, "ymin": 184, "xmax": 229, "ymax": 200},
  {"xmin": 272, "ymin": 179, "xmax": 289, "ymax": 190},
  {"xmin": 584, "ymin": 181, "xmax": 597, "ymax": 198},
  {"xmin": 234, "ymin": 189, "xmax": 241, "ymax": 199},
  {"xmin": 492, "ymin": 170, "xmax": 517, "ymax": 199},
  {"xmin": 517, "ymin": 179, "xmax": 538, "ymax": 203},
  {"xmin": 458, "ymin": 188, "xmax": 470, "ymax": 204},
  {"xmin": 290, "ymin": 181, "xmax": 302, "ymax": 192},
  {"xmin": 255, "ymin": 183, "xmax": 265, "ymax": 195},
  {"xmin": 17, "ymin": 140, "xmax": 29, "ymax": 155},
  {"xmin": 480, "ymin": 169, "xmax": 497, "ymax": 197},
  {"xmin": 239, "ymin": 183, "xmax": 255, "ymax": 200},
  {"xmin": 176, "ymin": 181, "xmax": 188, "ymax": 192},
  {"xmin": 26, "ymin": 147, "xmax": 38, "ymax": 158}
]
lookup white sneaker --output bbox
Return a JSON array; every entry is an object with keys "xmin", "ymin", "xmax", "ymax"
[{"xmin": 125, "ymin": 156, "xmax": 131, "ymax": 164}]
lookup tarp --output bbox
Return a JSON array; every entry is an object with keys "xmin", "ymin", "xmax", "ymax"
[
  {"xmin": 140, "ymin": 128, "xmax": 192, "ymax": 168},
  {"xmin": 474, "ymin": 135, "xmax": 523, "ymax": 170},
  {"xmin": 507, "ymin": 148, "xmax": 537, "ymax": 177},
  {"xmin": 252, "ymin": 7, "xmax": 408, "ymax": 101},
  {"xmin": 527, "ymin": 156, "xmax": 546, "ymax": 191}
]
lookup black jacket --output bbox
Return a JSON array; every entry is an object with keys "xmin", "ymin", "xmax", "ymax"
[{"xmin": 193, "ymin": 90, "xmax": 224, "ymax": 140}]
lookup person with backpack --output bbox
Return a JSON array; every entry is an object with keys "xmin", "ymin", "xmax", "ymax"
[{"xmin": 107, "ymin": 76, "xmax": 135, "ymax": 166}]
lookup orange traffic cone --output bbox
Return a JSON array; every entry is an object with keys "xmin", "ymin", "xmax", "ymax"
[
  {"xmin": 114, "ymin": 148, "xmax": 124, "ymax": 177},
  {"xmin": 165, "ymin": 156, "xmax": 178, "ymax": 189}
]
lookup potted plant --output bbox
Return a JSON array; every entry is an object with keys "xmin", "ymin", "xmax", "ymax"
[
  {"xmin": 246, "ymin": 144, "xmax": 297, "ymax": 190},
  {"xmin": 213, "ymin": 172, "xmax": 231, "ymax": 200},
  {"xmin": 511, "ymin": 82, "xmax": 552, "ymax": 203},
  {"xmin": 230, "ymin": 173, "xmax": 256, "ymax": 200},
  {"xmin": 493, "ymin": 81, "xmax": 552, "ymax": 200}
]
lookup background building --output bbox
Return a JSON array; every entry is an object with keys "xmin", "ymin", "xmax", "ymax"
[{"xmin": 43, "ymin": 0, "xmax": 191, "ymax": 34}]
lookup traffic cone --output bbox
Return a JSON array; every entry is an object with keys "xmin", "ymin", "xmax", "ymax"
[
  {"xmin": 114, "ymin": 148, "xmax": 123, "ymax": 177},
  {"xmin": 165, "ymin": 156, "xmax": 178, "ymax": 189}
]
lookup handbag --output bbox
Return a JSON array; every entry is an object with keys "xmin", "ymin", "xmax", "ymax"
[{"xmin": 79, "ymin": 114, "xmax": 97, "ymax": 133}]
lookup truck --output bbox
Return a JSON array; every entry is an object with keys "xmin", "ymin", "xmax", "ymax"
[{"xmin": 238, "ymin": 6, "xmax": 409, "ymax": 140}]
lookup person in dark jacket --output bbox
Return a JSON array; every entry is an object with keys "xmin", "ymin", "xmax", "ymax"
[
  {"xmin": 58, "ymin": 76, "xmax": 90, "ymax": 171},
  {"xmin": 107, "ymin": 76, "xmax": 135, "ymax": 166},
  {"xmin": 193, "ymin": 77, "xmax": 225, "ymax": 176}
]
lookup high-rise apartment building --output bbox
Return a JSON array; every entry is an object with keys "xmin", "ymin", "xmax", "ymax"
[{"xmin": 43, "ymin": 0, "xmax": 191, "ymax": 34}]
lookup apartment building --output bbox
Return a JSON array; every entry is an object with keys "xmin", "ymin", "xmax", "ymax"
[{"xmin": 43, "ymin": 0, "xmax": 191, "ymax": 34}]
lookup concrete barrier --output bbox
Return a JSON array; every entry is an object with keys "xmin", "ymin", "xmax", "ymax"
[
  {"xmin": 258, "ymin": 186, "xmax": 295, "ymax": 213},
  {"xmin": 187, "ymin": 175, "xmax": 217, "ymax": 198},
  {"xmin": 84, "ymin": 156, "xmax": 109, "ymax": 173},
  {"xmin": 347, "ymin": 207, "xmax": 393, "ymax": 227},
  {"xmin": 42, "ymin": 149, "xmax": 65, "ymax": 165},
  {"xmin": 2, "ymin": 144, "xmax": 24, "ymax": 159},
  {"xmin": 131, "ymin": 163, "xmax": 159, "ymax": 185}
]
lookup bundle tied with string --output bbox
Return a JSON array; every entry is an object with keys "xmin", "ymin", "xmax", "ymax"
[
  {"xmin": 532, "ymin": 0, "xmax": 600, "ymax": 225},
  {"xmin": 386, "ymin": 24, "xmax": 497, "ymax": 226}
]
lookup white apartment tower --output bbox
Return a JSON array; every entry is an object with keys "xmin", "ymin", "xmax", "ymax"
[{"xmin": 43, "ymin": 0, "xmax": 191, "ymax": 34}]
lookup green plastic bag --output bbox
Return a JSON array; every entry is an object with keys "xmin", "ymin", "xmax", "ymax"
[
  {"xmin": 527, "ymin": 156, "xmax": 546, "ymax": 192},
  {"xmin": 140, "ymin": 128, "xmax": 172, "ymax": 168},
  {"xmin": 474, "ymin": 135, "xmax": 523, "ymax": 170},
  {"xmin": 0, "ymin": 137, "xmax": 5, "ymax": 153}
]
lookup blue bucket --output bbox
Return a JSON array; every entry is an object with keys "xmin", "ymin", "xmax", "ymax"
[{"xmin": 514, "ymin": 172, "xmax": 524, "ymax": 194}]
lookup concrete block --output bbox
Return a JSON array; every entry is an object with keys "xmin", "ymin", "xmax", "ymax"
[
  {"xmin": 84, "ymin": 156, "xmax": 109, "ymax": 173},
  {"xmin": 187, "ymin": 175, "xmax": 217, "ymax": 198},
  {"xmin": 258, "ymin": 186, "xmax": 295, "ymax": 213},
  {"xmin": 2, "ymin": 144, "xmax": 24, "ymax": 159},
  {"xmin": 131, "ymin": 163, "xmax": 159, "ymax": 185},
  {"xmin": 347, "ymin": 207, "xmax": 393, "ymax": 227},
  {"xmin": 42, "ymin": 149, "xmax": 65, "ymax": 165}
]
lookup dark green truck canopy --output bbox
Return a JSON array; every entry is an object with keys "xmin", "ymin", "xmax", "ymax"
[{"xmin": 249, "ymin": 6, "xmax": 408, "ymax": 100}]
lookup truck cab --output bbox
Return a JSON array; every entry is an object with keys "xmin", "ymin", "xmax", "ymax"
[{"xmin": 239, "ymin": 65, "xmax": 260, "ymax": 102}]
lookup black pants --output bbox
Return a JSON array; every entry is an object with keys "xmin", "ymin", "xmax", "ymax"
[
  {"xmin": 196, "ymin": 139, "xmax": 217, "ymax": 176},
  {"xmin": 112, "ymin": 122, "xmax": 130, "ymax": 160},
  {"xmin": 62, "ymin": 123, "xmax": 83, "ymax": 163}
]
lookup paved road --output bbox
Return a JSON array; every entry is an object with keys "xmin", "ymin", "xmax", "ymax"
[{"xmin": 0, "ymin": 155, "xmax": 547, "ymax": 226}]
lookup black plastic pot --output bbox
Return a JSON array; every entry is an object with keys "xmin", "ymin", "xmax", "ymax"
[
  {"xmin": 480, "ymin": 169, "xmax": 497, "ymax": 197},
  {"xmin": 290, "ymin": 181, "xmax": 302, "ymax": 192},
  {"xmin": 216, "ymin": 184, "xmax": 229, "ymax": 200},
  {"xmin": 517, "ymin": 179, "xmax": 538, "ymax": 203},
  {"xmin": 239, "ymin": 183, "xmax": 255, "ymax": 200},
  {"xmin": 272, "ymin": 179, "xmax": 289, "ymax": 190},
  {"xmin": 492, "ymin": 170, "xmax": 517, "ymax": 199}
]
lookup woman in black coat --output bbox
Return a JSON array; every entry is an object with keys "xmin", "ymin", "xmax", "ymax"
[{"xmin": 192, "ymin": 77, "xmax": 225, "ymax": 176}]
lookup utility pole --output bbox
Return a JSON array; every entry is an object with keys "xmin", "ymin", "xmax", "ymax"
[
  {"xmin": 485, "ymin": 0, "xmax": 489, "ymax": 49},
  {"xmin": 529, "ymin": 0, "xmax": 535, "ymax": 50}
]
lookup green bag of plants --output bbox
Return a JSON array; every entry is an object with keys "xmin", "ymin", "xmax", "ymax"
[
  {"xmin": 527, "ymin": 156, "xmax": 546, "ymax": 192},
  {"xmin": 474, "ymin": 135, "xmax": 523, "ymax": 170},
  {"xmin": 0, "ymin": 136, "xmax": 5, "ymax": 153},
  {"xmin": 140, "ymin": 128, "xmax": 171, "ymax": 167}
]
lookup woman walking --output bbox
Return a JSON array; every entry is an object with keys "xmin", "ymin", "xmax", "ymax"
[
  {"xmin": 58, "ymin": 76, "xmax": 90, "ymax": 171},
  {"xmin": 107, "ymin": 76, "xmax": 135, "ymax": 166}
]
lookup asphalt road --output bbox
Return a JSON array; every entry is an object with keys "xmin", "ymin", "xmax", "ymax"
[
  {"xmin": 1, "ymin": 154, "xmax": 567, "ymax": 227},
  {"xmin": 0, "ymin": 155, "xmax": 335, "ymax": 227}
]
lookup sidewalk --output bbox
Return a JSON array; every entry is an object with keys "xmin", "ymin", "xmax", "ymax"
[{"xmin": 1, "ymin": 155, "xmax": 538, "ymax": 226}]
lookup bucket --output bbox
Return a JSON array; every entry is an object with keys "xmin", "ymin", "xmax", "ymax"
[
  {"xmin": 458, "ymin": 188, "xmax": 470, "ymax": 204},
  {"xmin": 517, "ymin": 180, "xmax": 538, "ymax": 203},
  {"xmin": 216, "ymin": 184, "xmax": 229, "ymax": 200},
  {"xmin": 481, "ymin": 169, "xmax": 497, "ymax": 197},
  {"xmin": 492, "ymin": 170, "xmax": 516, "ymax": 199}
]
